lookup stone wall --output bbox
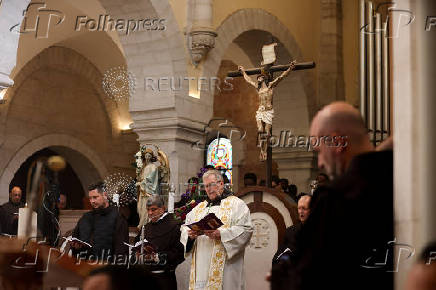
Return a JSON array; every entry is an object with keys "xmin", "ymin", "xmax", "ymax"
[{"xmin": 0, "ymin": 47, "xmax": 138, "ymax": 202}]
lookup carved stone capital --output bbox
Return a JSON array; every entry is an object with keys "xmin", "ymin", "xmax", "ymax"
[{"xmin": 189, "ymin": 29, "xmax": 217, "ymax": 66}]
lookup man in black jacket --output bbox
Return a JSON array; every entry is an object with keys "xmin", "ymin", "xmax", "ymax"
[
  {"xmin": 135, "ymin": 195, "xmax": 184, "ymax": 290},
  {"xmin": 0, "ymin": 186, "xmax": 24, "ymax": 235},
  {"xmin": 72, "ymin": 182, "xmax": 129, "ymax": 262},
  {"xmin": 272, "ymin": 102, "xmax": 394, "ymax": 290}
]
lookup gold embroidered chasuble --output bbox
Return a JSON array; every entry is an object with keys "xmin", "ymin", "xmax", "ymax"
[{"xmin": 181, "ymin": 195, "xmax": 253, "ymax": 290}]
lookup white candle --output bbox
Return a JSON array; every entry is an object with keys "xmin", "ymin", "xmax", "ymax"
[
  {"xmin": 168, "ymin": 184, "xmax": 175, "ymax": 213},
  {"xmin": 17, "ymin": 208, "xmax": 37, "ymax": 238}
]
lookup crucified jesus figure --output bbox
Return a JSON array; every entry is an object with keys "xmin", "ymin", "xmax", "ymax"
[{"xmin": 238, "ymin": 61, "xmax": 296, "ymax": 161}]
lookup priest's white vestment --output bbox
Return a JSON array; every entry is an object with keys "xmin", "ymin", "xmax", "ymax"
[{"xmin": 181, "ymin": 195, "xmax": 253, "ymax": 290}]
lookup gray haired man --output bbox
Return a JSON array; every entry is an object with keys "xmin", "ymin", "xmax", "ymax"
[{"xmin": 136, "ymin": 195, "xmax": 184, "ymax": 290}]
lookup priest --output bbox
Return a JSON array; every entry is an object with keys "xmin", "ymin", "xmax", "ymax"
[{"xmin": 181, "ymin": 169, "xmax": 253, "ymax": 290}]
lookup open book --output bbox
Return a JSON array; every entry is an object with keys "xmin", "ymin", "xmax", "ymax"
[
  {"xmin": 63, "ymin": 237, "xmax": 92, "ymax": 248},
  {"xmin": 124, "ymin": 239, "xmax": 155, "ymax": 253},
  {"xmin": 186, "ymin": 213, "xmax": 223, "ymax": 232}
]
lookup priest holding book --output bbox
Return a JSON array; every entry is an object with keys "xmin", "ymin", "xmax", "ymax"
[{"xmin": 181, "ymin": 169, "xmax": 253, "ymax": 290}]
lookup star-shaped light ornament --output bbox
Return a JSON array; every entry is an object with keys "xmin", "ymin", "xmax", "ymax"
[
  {"xmin": 103, "ymin": 172, "xmax": 137, "ymax": 207},
  {"xmin": 102, "ymin": 66, "xmax": 136, "ymax": 102}
]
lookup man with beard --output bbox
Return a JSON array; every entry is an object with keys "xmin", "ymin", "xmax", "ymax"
[
  {"xmin": 272, "ymin": 102, "xmax": 394, "ymax": 290},
  {"xmin": 0, "ymin": 186, "xmax": 24, "ymax": 235},
  {"xmin": 71, "ymin": 182, "xmax": 129, "ymax": 261}
]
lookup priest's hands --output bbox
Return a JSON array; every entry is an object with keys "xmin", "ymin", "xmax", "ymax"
[
  {"xmin": 204, "ymin": 230, "xmax": 221, "ymax": 240},
  {"xmin": 188, "ymin": 230, "xmax": 201, "ymax": 239},
  {"xmin": 188, "ymin": 229, "xmax": 221, "ymax": 240}
]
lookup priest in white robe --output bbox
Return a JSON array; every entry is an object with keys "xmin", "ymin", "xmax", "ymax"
[{"xmin": 181, "ymin": 169, "xmax": 253, "ymax": 290}]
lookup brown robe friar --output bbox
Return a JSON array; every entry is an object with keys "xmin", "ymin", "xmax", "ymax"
[{"xmin": 136, "ymin": 213, "xmax": 185, "ymax": 290}]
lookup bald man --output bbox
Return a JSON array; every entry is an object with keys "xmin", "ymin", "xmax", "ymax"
[
  {"xmin": 274, "ymin": 102, "xmax": 394, "ymax": 290},
  {"xmin": 0, "ymin": 186, "xmax": 25, "ymax": 235}
]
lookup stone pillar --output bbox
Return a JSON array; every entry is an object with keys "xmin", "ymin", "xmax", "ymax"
[
  {"xmin": 318, "ymin": 0, "xmax": 345, "ymax": 106},
  {"xmin": 131, "ymin": 106, "xmax": 207, "ymax": 201},
  {"xmin": 273, "ymin": 149, "xmax": 316, "ymax": 194},
  {"xmin": 393, "ymin": 0, "xmax": 436, "ymax": 289},
  {"xmin": 188, "ymin": 0, "xmax": 217, "ymax": 66},
  {"xmin": 0, "ymin": 0, "xmax": 31, "ymax": 89},
  {"xmin": 416, "ymin": 0, "xmax": 436, "ymax": 251}
]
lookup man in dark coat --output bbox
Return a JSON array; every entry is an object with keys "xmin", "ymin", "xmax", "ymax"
[
  {"xmin": 0, "ymin": 186, "xmax": 24, "ymax": 235},
  {"xmin": 272, "ymin": 194, "xmax": 311, "ymax": 264},
  {"xmin": 72, "ymin": 182, "xmax": 129, "ymax": 261},
  {"xmin": 135, "ymin": 195, "xmax": 184, "ymax": 290},
  {"xmin": 272, "ymin": 102, "xmax": 394, "ymax": 290}
]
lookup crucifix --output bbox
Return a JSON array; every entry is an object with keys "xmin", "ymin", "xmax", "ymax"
[{"xmin": 227, "ymin": 43, "xmax": 315, "ymax": 187}]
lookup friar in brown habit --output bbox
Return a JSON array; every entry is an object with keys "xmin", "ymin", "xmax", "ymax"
[{"xmin": 135, "ymin": 195, "xmax": 184, "ymax": 290}]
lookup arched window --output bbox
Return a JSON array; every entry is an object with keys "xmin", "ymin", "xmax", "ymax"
[{"xmin": 206, "ymin": 138, "xmax": 232, "ymax": 183}]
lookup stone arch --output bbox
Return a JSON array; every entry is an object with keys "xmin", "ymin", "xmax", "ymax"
[
  {"xmin": 99, "ymin": 0, "xmax": 188, "ymax": 113},
  {"xmin": 0, "ymin": 134, "xmax": 108, "ymax": 202},
  {"xmin": 1, "ymin": 46, "xmax": 120, "ymax": 137},
  {"xmin": 200, "ymin": 8, "xmax": 316, "ymax": 120}
]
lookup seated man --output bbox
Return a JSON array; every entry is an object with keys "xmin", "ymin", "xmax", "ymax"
[
  {"xmin": 72, "ymin": 182, "xmax": 128, "ymax": 261},
  {"xmin": 0, "ymin": 186, "xmax": 24, "ymax": 235},
  {"xmin": 135, "ymin": 195, "xmax": 184, "ymax": 290}
]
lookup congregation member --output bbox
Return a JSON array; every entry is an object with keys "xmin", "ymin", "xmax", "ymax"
[
  {"xmin": 83, "ymin": 265, "xmax": 159, "ymax": 290},
  {"xmin": 243, "ymin": 172, "xmax": 257, "ymax": 187},
  {"xmin": 274, "ymin": 102, "xmax": 394, "ymax": 290},
  {"xmin": 272, "ymin": 193, "xmax": 312, "ymax": 265},
  {"xmin": 181, "ymin": 169, "xmax": 253, "ymax": 290},
  {"xmin": 0, "ymin": 186, "xmax": 24, "ymax": 235},
  {"xmin": 135, "ymin": 195, "xmax": 184, "ymax": 290},
  {"xmin": 71, "ymin": 182, "xmax": 129, "ymax": 261},
  {"xmin": 56, "ymin": 193, "xmax": 68, "ymax": 210}
]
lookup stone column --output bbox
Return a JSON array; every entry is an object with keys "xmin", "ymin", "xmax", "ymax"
[
  {"xmin": 188, "ymin": 0, "xmax": 217, "ymax": 66},
  {"xmin": 273, "ymin": 149, "xmax": 316, "ymax": 194},
  {"xmin": 393, "ymin": 0, "xmax": 436, "ymax": 289},
  {"xmin": 318, "ymin": 0, "xmax": 345, "ymax": 106},
  {"xmin": 131, "ymin": 105, "xmax": 207, "ymax": 201}
]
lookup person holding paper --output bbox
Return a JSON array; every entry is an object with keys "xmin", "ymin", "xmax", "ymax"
[
  {"xmin": 71, "ymin": 182, "xmax": 129, "ymax": 261},
  {"xmin": 134, "ymin": 195, "xmax": 184, "ymax": 290},
  {"xmin": 181, "ymin": 169, "xmax": 253, "ymax": 290}
]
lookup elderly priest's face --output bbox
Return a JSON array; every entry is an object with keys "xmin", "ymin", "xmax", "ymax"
[{"xmin": 204, "ymin": 175, "xmax": 224, "ymax": 201}]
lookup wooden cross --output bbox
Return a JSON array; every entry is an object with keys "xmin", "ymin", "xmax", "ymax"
[{"xmin": 227, "ymin": 43, "xmax": 315, "ymax": 187}]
